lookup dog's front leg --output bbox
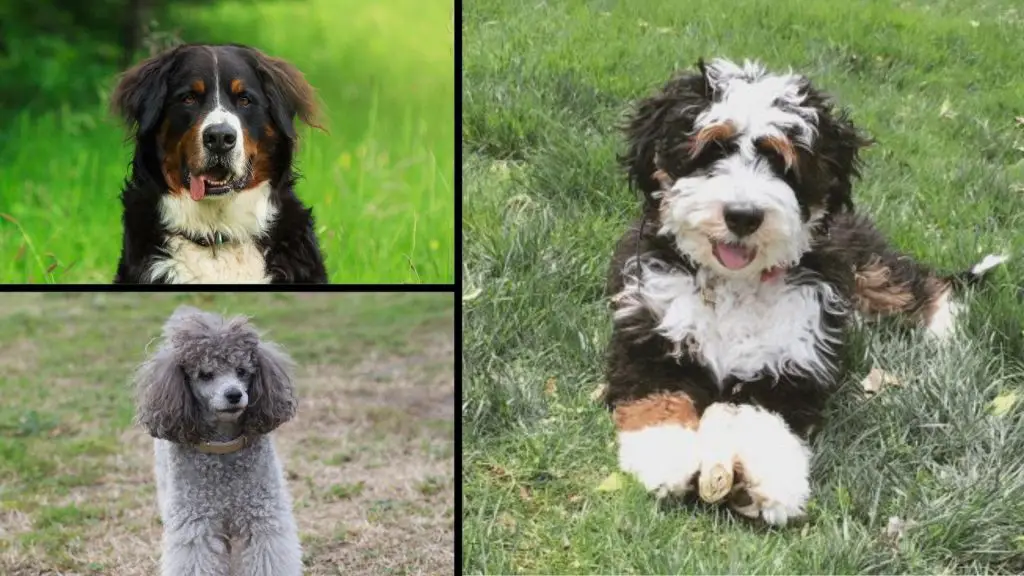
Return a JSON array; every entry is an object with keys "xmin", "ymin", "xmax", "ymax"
[
  {"xmin": 161, "ymin": 521, "xmax": 231, "ymax": 576},
  {"xmin": 239, "ymin": 514, "xmax": 303, "ymax": 576},
  {"xmin": 605, "ymin": 325, "xmax": 717, "ymax": 497}
]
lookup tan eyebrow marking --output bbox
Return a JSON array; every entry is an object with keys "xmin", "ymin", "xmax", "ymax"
[
  {"xmin": 689, "ymin": 122, "xmax": 737, "ymax": 157},
  {"xmin": 230, "ymin": 79, "xmax": 245, "ymax": 94},
  {"xmin": 191, "ymin": 80, "xmax": 205, "ymax": 94},
  {"xmin": 758, "ymin": 135, "xmax": 798, "ymax": 170}
]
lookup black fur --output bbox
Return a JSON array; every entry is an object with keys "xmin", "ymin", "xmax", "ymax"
[
  {"xmin": 111, "ymin": 43, "xmax": 327, "ymax": 284},
  {"xmin": 605, "ymin": 60, "xmax": 992, "ymax": 438},
  {"xmin": 619, "ymin": 61, "xmax": 872, "ymax": 220},
  {"xmin": 604, "ymin": 215, "xmax": 852, "ymax": 436}
]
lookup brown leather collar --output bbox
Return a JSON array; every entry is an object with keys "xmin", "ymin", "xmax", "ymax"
[{"xmin": 195, "ymin": 435, "xmax": 248, "ymax": 455}]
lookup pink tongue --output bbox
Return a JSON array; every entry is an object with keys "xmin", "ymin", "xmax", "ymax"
[
  {"xmin": 715, "ymin": 243, "xmax": 754, "ymax": 270},
  {"xmin": 189, "ymin": 175, "xmax": 206, "ymax": 201}
]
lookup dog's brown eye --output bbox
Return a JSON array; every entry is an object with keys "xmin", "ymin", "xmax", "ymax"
[
  {"xmin": 198, "ymin": 371, "xmax": 213, "ymax": 380},
  {"xmin": 182, "ymin": 93, "xmax": 197, "ymax": 105},
  {"xmin": 237, "ymin": 95, "xmax": 251, "ymax": 108}
]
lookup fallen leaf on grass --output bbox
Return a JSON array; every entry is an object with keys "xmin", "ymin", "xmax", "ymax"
[
  {"xmin": 861, "ymin": 367, "xmax": 902, "ymax": 395},
  {"xmin": 544, "ymin": 377, "xmax": 557, "ymax": 397},
  {"xmin": 885, "ymin": 516, "xmax": 906, "ymax": 540},
  {"xmin": 518, "ymin": 485, "xmax": 532, "ymax": 501},
  {"xmin": 497, "ymin": 513, "xmax": 517, "ymax": 530},
  {"xmin": 485, "ymin": 464, "xmax": 510, "ymax": 479},
  {"xmin": 596, "ymin": 472, "xmax": 625, "ymax": 492},
  {"xmin": 989, "ymin": 391, "xmax": 1019, "ymax": 416},
  {"xmin": 939, "ymin": 99, "xmax": 956, "ymax": 119},
  {"xmin": 462, "ymin": 287, "xmax": 482, "ymax": 302}
]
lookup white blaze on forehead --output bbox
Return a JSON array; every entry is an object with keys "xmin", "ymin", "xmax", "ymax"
[
  {"xmin": 197, "ymin": 47, "xmax": 247, "ymax": 176},
  {"xmin": 696, "ymin": 58, "xmax": 819, "ymax": 149}
]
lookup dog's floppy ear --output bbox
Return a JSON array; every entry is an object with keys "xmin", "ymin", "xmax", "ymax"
[
  {"xmin": 134, "ymin": 346, "xmax": 200, "ymax": 443},
  {"xmin": 246, "ymin": 340, "xmax": 298, "ymax": 434},
  {"xmin": 800, "ymin": 83, "xmax": 875, "ymax": 214},
  {"xmin": 243, "ymin": 47, "xmax": 322, "ymax": 141},
  {"xmin": 111, "ymin": 45, "xmax": 183, "ymax": 136},
  {"xmin": 620, "ymin": 60, "xmax": 714, "ymax": 200}
]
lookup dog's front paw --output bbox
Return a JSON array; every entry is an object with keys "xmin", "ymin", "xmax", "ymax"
[
  {"xmin": 698, "ymin": 403, "xmax": 811, "ymax": 526},
  {"xmin": 696, "ymin": 402, "xmax": 740, "ymax": 503},
  {"xmin": 618, "ymin": 423, "xmax": 701, "ymax": 496}
]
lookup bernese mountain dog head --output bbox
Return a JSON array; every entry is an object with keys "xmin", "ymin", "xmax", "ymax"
[
  {"xmin": 621, "ymin": 58, "xmax": 872, "ymax": 281},
  {"xmin": 111, "ymin": 43, "xmax": 319, "ymax": 199}
]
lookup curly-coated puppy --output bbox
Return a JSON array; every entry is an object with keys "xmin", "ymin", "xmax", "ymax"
[
  {"xmin": 605, "ymin": 58, "xmax": 1006, "ymax": 526},
  {"xmin": 134, "ymin": 305, "xmax": 301, "ymax": 575}
]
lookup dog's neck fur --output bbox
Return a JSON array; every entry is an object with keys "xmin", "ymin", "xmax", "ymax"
[{"xmin": 210, "ymin": 419, "xmax": 243, "ymax": 442}]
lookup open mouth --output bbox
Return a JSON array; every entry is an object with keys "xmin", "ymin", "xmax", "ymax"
[
  {"xmin": 181, "ymin": 162, "xmax": 252, "ymax": 201},
  {"xmin": 712, "ymin": 240, "xmax": 758, "ymax": 270}
]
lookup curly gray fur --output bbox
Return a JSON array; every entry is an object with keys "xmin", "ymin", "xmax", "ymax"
[
  {"xmin": 133, "ymin": 305, "xmax": 302, "ymax": 576},
  {"xmin": 135, "ymin": 305, "xmax": 297, "ymax": 443}
]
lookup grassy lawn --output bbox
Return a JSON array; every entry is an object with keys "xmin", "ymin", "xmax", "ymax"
[
  {"xmin": 462, "ymin": 0, "xmax": 1024, "ymax": 573},
  {"xmin": 0, "ymin": 292, "xmax": 454, "ymax": 574},
  {"xmin": 0, "ymin": 0, "xmax": 454, "ymax": 284}
]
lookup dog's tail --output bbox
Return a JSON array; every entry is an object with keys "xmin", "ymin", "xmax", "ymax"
[{"xmin": 944, "ymin": 253, "xmax": 1009, "ymax": 290}]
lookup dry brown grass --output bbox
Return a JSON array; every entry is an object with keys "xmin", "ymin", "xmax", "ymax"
[{"xmin": 0, "ymin": 293, "xmax": 453, "ymax": 575}]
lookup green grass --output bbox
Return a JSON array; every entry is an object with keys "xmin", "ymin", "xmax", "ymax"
[
  {"xmin": 0, "ymin": 0, "xmax": 454, "ymax": 284},
  {"xmin": 462, "ymin": 0, "xmax": 1024, "ymax": 573},
  {"xmin": 0, "ymin": 292, "xmax": 454, "ymax": 574}
]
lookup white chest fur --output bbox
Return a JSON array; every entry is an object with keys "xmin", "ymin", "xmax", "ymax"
[
  {"xmin": 146, "ymin": 183, "xmax": 277, "ymax": 284},
  {"xmin": 615, "ymin": 266, "xmax": 845, "ymax": 385},
  {"xmin": 147, "ymin": 236, "xmax": 271, "ymax": 284}
]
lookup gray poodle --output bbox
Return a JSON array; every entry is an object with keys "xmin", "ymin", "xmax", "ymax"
[{"xmin": 134, "ymin": 305, "xmax": 302, "ymax": 576}]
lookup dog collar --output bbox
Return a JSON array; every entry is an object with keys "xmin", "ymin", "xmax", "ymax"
[
  {"xmin": 178, "ymin": 231, "xmax": 231, "ymax": 248},
  {"xmin": 195, "ymin": 435, "xmax": 248, "ymax": 455}
]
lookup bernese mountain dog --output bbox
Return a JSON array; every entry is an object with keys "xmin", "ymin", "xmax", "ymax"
[
  {"xmin": 605, "ymin": 58, "xmax": 1006, "ymax": 526},
  {"xmin": 111, "ymin": 43, "xmax": 327, "ymax": 284}
]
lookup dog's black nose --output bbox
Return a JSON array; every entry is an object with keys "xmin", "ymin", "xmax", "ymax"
[
  {"xmin": 723, "ymin": 204, "xmax": 765, "ymax": 237},
  {"xmin": 225, "ymin": 390, "xmax": 243, "ymax": 404},
  {"xmin": 203, "ymin": 123, "xmax": 237, "ymax": 154}
]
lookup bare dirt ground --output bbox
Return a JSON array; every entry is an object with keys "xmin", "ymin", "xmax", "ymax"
[{"xmin": 0, "ymin": 293, "xmax": 454, "ymax": 575}]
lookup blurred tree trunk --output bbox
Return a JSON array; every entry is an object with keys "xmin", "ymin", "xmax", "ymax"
[{"xmin": 122, "ymin": 0, "xmax": 154, "ymax": 68}]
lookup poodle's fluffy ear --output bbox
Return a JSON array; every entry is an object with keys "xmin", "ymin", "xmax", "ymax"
[
  {"xmin": 134, "ymin": 346, "xmax": 201, "ymax": 443},
  {"xmin": 620, "ymin": 61, "xmax": 714, "ymax": 199},
  {"xmin": 246, "ymin": 340, "xmax": 298, "ymax": 434}
]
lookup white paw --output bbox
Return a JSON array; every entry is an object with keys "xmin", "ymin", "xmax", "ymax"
[
  {"xmin": 696, "ymin": 403, "xmax": 741, "ymax": 503},
  {"xmin": 618, "ymin": 424, "xmax": 701, "ymax": 496},
  {"xmin": 726, "ymin": 405, "xmax": 811, "ymax": 526}
]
